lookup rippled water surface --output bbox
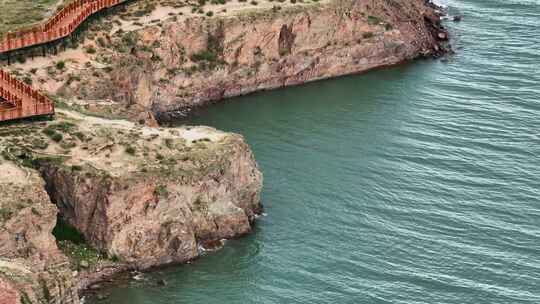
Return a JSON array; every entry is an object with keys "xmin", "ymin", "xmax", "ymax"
[{"xmin": 89, "ymin": 0, "xmax": 540, "ymax": 303}]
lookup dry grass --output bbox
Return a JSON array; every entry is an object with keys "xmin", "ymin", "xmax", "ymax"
[{"xmin": 0, "ymin": 0, "xmax": 72, "ymax": 37}]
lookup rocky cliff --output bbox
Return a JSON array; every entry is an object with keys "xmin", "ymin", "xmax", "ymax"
[
  {"xmin": 54, "ymin": 0, "xmax": 447, "ymax": 120},
  {"xmin": 38, "ymin": 114, "xmax": 262, "ymax": 269},
  {"xmin": 0, "ymin": 111, "xmax": 262, "ymax": 303},
  {"xmin": 0, "ymin": 160, "xmax": 78, "ymax": 304}
]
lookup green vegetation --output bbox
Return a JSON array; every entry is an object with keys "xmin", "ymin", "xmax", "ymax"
[
  {"xmin": 52, "ymin": 217, "xmax": 85, "ymax": 243},
  {"xmin": 154, "ymin": 184, "xmax": 169, "ymax": 198},
  {"xmin": 125, "ymin": 146, "xmax": 136, "ymax": 155},
  {"xmin": 362, "ymin": 32, "xmax": 374, "ymax": 39},
  {"xmin": 55, "ymin": 61, "xmax": 66, "ymax": 70},
  {"xmin": 40, "ymin": 279, "xmax": 51, "ymax": 302},
  {"xmin": 53, "ymin": 217, "xmax": 106, "ymax": 269},
  {"xmin": 367, "ymin": 15, "xmax": 382, "ymax": 25},
  {"xmin": 0, "ymin": 0, "xmax": 70, "ymax": 37},
  {"xmin": 20, "ymin": 292, "xmax": 32, "ymax": 304},
  {"xmin": 191, "ymin": 50, "xmax": 218, "ymax": 62},
  {"xmin": 85, "ymin": 46, "xmax": 97, "ymax": 54},
  {"xmin": 190, "ymin": 31, "xmax": 225, "ymax": 71},
  {"xmin": 42, "ymin": 122, "xmax": 76, "ymax": 143},
  {"xmin": 0, "ymin": 208, "xmax": 13, "ymax": 221}
]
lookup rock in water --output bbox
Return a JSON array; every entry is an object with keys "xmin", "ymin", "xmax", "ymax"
[
  {"xmin": 133, "ymin": 274, "xmax": 144, "ymax": 281},
  {"xmin": 0, "ymin": 111, "xmax": 263, "ymax": 302},
  {"xmin": 31, "ymin": 113, "xmax": 263, "ymax": 269}
]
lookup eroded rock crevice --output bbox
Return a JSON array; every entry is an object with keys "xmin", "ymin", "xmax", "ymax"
[{"xmin": 278, "ymin": 24, "xmax": 296, "ymax": 57}]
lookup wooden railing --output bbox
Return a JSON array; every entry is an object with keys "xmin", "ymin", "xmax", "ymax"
[
  {"xmin": 0, "ymin": 0, "xmax": 129, "ymax": 122},
  {"xmin": 0, "ymin": 70, "xmax": 54, "ymax": 121},
  {"xmin": 0, "ymin": 0, "xmax": 126, "ymax": 53}
]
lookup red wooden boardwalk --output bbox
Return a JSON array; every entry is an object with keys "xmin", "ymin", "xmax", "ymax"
[
  {"xmin": 0, "ymin": 0, "xmax": 128, "ymax": 122},
  {"xmin": 0, "ymin": 70, "xmax": 54, "ymax": 121}
]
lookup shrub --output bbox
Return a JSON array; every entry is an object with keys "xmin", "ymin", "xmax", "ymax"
[
  {"xmin": 191, "ymin": 50, "xmax": 217, "ymax": 62},
  {"xmin": 42, "ymin": 126, "xmax": 64, "ymax": 142},
  {"xmin": 367, "ymin": 15, "xmax": 381, "ymax": 25},
  {"xmin": 56, "ymin": 61, "xmax": 65, "ymax": 70},
  {"xmin": 51, "ymin": 133, "xmax": 63, "ymax": 142},
  {"xmin": 0, "ymin": 208, "xmax": 13, "ymax": 221},
  {"xmin": 97, "ymin": 37, "xmax": 106, "ymax": 47},
  {"xmin": 362, "ymin": 32, "xmax": 374, "ymax": 39},
  {"xmin": 22, "ymin": 76, "xmax": 32, "ymax": 85},
  {"xmin": 42, "ymin": 127, "xmax": 56, "ymax": 137},
  {"xmin": 71, "ymin": 165, "xmax": 83, "ymax": 171},
  {"xmin": 154, "ymin": 185, "xmax": 169, "ymax": 198},
  {"xmin": 125, "ymin": 146, "xmax": 136, "ymax": 155},
  {"xmin": 121, "ymin": 32, "xmax": 139, "ymax": 48}
]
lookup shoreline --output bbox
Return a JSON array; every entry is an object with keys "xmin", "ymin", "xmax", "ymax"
[
  {"xmin": 157, "ymin": 50, "xmax": 451, "ymax": 122},
  {"xmin": 2, "ymin": 0, "xmax": 450, "ymax": 126},
  {"xmin": 1, "ymin": 1, "xmax": 450, "ymax": 303}
]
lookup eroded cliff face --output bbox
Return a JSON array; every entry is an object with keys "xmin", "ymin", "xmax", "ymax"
[
  {"xmin": 0, "ymin": 111, "xmax": 262, "ymax": 276},
  {"xmin": 59, "ymin": 0, "xmax": 447, "ymax": 120},
  {"xmin": 0, "ymin": 161, "xmax": 78, "ymax": 304},
  {"xmin": 39, "ymin": 124, "xmax": 262, "ymax": 269}
]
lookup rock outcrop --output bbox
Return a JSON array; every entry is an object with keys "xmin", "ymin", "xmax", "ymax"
[
  {"xmin": 56, "ymin": 0, "xmax": 448, "ymax": 120},
  {"xmin": 39, "ymin": 115, "xmax": 262, "ymax": 269},
  {"xmin": 0, "ymin": 110, "xmax": 262, "ymax": 302},
  {"xmin": 0, "ymin": 0, "xmax": 450, "ymax": 301},
  {"xmin": 0, "ymin": 160, "xmax": 78, "ymax": 304}
]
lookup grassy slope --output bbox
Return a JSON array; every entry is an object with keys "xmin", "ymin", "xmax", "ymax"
[{"xmin": 0, "ymin": 0, "xmax": 69, "ymax": 37}]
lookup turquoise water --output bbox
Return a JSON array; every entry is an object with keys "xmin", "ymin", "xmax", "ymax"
[{"xmin": 89, "ymin": 0, "xmax": 540, "ymax": 303}]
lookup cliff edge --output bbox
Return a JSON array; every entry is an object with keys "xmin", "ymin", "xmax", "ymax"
[
  {"xmin": 5, "ymin": 0, "xmax": 448, "ymax": 121},
  {"xmin": 0, "ymin": 111, "xmax": 262, "ymax": 303}
]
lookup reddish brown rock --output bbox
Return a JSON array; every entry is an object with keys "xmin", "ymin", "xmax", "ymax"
[
  {"xmin": 0, "ymin": 162, "xmax": 78, "ymax": 304},
  {"xmin": 31, "ymin": 113, "xmax": 263, "ymax": 270},
  {"xmin": 0, "ymin": 279, "xmax": 19, "ymax": 304},
  {"xmin": 58, "ymin": 0, "xmax": 447, "ymax": 120}
]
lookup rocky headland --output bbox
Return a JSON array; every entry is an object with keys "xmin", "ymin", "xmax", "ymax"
[
  {"xmin": 0, "ymin": 0, "xmax": 449, "ymax": 302},
  {"xmin": 0, "ymin": 111, "xmax": 262, "ymax": 303}
]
